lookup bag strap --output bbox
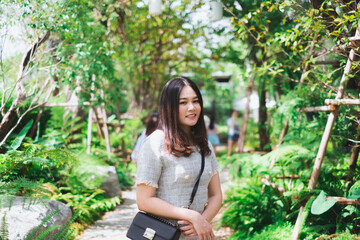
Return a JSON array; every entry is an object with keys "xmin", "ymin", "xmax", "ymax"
[{"xmin": 186, "ymin": 151, "xmax": 205, "ymax": 208}]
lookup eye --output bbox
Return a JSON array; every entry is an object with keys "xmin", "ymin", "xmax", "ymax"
[
  {"xmin": 193, "ymin": 100, "xmax": 199, "ymax": 103},
  {"xmin": 180, "ymin": 101, "xmax": 187, "ymax": 105}
]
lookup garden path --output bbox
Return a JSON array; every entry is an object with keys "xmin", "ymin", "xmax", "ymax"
[{"xmin": 77, "ymin": 167, "xmax": 232, "ymax": 240}]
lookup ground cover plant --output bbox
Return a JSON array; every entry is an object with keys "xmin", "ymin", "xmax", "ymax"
[
  {"xmin": 218, "ymin": 89, "xmax": 360, "ymax": 238},
  {"xmin": 0, "ymin": 105, "xmax": 133, "ymax": 238}
]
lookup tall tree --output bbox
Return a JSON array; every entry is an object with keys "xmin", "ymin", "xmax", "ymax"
[
  {"xmin": 96, "ymin": 0, "xmax": 213, "ymax": 111},
  {"xmin": 0, "ymin": 0, "xmax": 119, "ymax": 146},
  {"xmin": 220, "ymin": 0, "xmax": 307, "ymax": 150}
]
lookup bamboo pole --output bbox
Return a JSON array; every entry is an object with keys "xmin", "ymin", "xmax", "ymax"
[
  {"xmin": 326, "ymin": 196, "xmax": 360, "ymax": 205},
  {"xmin": 86, "ymin": 108, "xmax": 93, "ymax": 154},
  {"xmin": 98, "ymin": 83, "xmax": 112, "ymax": 159},
  {"xmin": 100, "ymin": 106, "xmax": 111, "ymax": 155},
  {"xmin": 325, "ymin": 99, "xmax": 360, "ymax": 106},
  {"xmin": 312, "ymin": 60, "xmax": 340, "ymax": 66},
  {"xmin": 44, "ymin": 102, "xmax": 91, "ymax": 107},
  {"xmin": 92, "ymin": 107, "xmax": 104, "ymax": 139},
  {"xmin": 301, "ymin": 106, "xmax": 335, "ymax": 112},
  {"xmin": 292, "ymin": 25, "xmax": 359, "ymax": 240},
  {"xmin": 276, "ymin": 175, "xmax": 300, "ymax": 179},
  {"xmin": 261, "ymin": 178, "xmax": 285, "ymax": 193},
  {"xmin": 348, "ymin": 36, "xmax": 360, "ymax": 41}
]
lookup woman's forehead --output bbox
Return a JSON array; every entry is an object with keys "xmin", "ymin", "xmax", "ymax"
[{"xmin": 179, "ymin": 86, "xmax": 197, "ymax": 99}]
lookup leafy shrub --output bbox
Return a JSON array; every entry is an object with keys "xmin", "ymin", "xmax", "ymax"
[
  {"xmin": 219, "ymin": 145, "xmax": 319, "ymax": 237},
  {"xmin": 53, "ymin": 188, "xmax": 120, "ymax": 225},
  {"xmin": 231, "ymin": 221, "xmax": 293, "ymax": 240},
  {"xmin": 220, "ymin": 176, "xmax": 286, "ymax": 236}
]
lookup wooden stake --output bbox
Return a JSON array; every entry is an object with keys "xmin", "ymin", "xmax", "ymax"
[
  {"xmin": 100, "ymin": 105, "xmax": 111, "ymax": 159},
  {"xmin": 326, "ymin": 196, "xmax": 360, "ymax": 205},
  {"xmin": 86, "ymin": 107, "xmax": 93, "ymax": 154},
  {"xmin": 292, "ymin": 25, "xmax": 359, "ymax": 240},
  {"xmin": 92, "ymin": 107, "xmax": 104, "ymax": 139},
  {"xmin": 301, "ymin": 106, "xmax": 335, "ymax": 112},
  {"xmin": 325, "ymin": 99, "xmax": 360, "ymax": 106}
]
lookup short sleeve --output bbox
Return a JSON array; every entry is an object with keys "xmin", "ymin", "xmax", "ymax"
[
  {"xmin": 136, "ymin": 131, "xmax": 163, "ymax": 188},
  {"xmin": 208, "ymin": 142, "xmax": 220, "ymax": 176}
]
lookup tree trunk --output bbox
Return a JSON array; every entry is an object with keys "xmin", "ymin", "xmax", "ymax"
[
  {"xmin": 349, "ymin": 124, "xmax": 360, "ymax": 171},
  {"xmin": 276, "ymin": 118, "xmax": 289, "ymax": 148},
  {"xmin": 0, "ymin": 107, "xmax": 17, "ymax": 142},
  {"xmin": 237, "ymin": 86, "xmax": 251, "ymax": 153},
  {"xmin": 258, "ymin": 85, "xmax": 271, "ymax": 151},
  {"xmin": 0, "ymin": 31, "xmax": 50, "ymax": 143}
]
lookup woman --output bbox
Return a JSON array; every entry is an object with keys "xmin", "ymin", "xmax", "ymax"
[
  {"xmin": 206, "ymin": 114, "xmax": 220, "ymax": 155},
  {"xmin": 136, "ymin": 76, "xmax": 223, "ymax": 240},
  {"xmin": 227, "ymin": 109, "xmax": 240, "ymax": 156},
  {"xmin": 130, "ymin": 111, "xmax": 159, "ymax": 166}
]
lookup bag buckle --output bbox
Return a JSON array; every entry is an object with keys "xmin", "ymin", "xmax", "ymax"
[{"xmin": 143, "ymin": 227, "xmax": 156, "ymax": 239}]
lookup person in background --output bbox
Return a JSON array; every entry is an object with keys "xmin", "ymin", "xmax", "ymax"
[
  {"xmin": 206, "ymin": 113, "xmax": 220, "ymax": 155},
  {"xmin": 227, "ymin": 109, "xmax": 240, "ymax": 156},
  {"xmin": 136, "ymin": 76, "xmax": 222, "ymax": 239},
  {"xmin": 131, "ymin": 111, "xmax": 159, "ymax": 166}
]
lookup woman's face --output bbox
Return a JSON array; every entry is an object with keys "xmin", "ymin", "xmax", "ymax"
[{"xmin": 178, "ymin": 85, "xmax": 201, "ymax": 133}]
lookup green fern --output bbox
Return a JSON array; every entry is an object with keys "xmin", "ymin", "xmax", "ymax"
[
  {"xmin": 0, "ymin": 177, "xmax": 49, "ymax": 197},
  {"xmin": 33, "ymin": 226, "xmax": 59, "ymax": 240},
  {"xmin": 0, "ymin": 212, "xmax": 9, "ymax": 240},
  {"xmin": 9, "ymin": 119, "xmax": 34, "ymax": 151},
  {"xmin": 52, "ymin": 210, "xmax": 80, "ymax": 240}
]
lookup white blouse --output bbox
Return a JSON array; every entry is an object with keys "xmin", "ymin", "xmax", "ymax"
[{"xmin": 136, "ymin": 130, "xmax": 220, "ymax": 240}]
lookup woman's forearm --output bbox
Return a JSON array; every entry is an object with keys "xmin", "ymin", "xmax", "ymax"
[
  {"xmin": 201, "ymin": 173, "xmax": 223, "ymax": 222},
  {"xmin": 137, "ymin": 188, "xmax": 200, "ymax": 222},
  {"xmin": 201, "ymin": 194, "xmax": 222, "ymax": 222}
]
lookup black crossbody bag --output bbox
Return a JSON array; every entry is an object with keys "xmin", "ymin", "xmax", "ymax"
[{"xmin": 126, "ymin": 151, "xmax": 205, "ymax": 240}]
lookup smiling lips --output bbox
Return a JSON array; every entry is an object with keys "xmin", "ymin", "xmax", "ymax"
[{"xmin": 186, "ymin": 113, "xmax": 197, "ymax": 119}]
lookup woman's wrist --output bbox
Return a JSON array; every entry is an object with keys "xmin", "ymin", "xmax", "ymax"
[
  {"xmin": 185, "ymin": 209, "xmax": 201, "ymax": 223},
  {"xmin": 202, "ymin": 214, "xmax": 211, "ymax": 223}
]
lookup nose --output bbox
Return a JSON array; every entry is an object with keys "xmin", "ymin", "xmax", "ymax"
[{"xmin": 188, "ymin": 102, "xmax": 195, "ymax": 110}]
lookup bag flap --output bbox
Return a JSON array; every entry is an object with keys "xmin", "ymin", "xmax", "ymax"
[{"xmin": 132, "ymin": 212, "xmax": 180, "ymax": 239}]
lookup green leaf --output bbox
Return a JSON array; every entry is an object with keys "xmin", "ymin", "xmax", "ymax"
[
  {"xmin": 348, "ymin": 182, "xmax": 360, "ymax": 199},
  {"xmin": 9, "ymin": 120, "xmax": 34, "ymax": 151},
  {"xmin": 35, "ymin": 122, "xmax": 40, "ymax": 142},
  {"xmin": 311, "ymin": 191, "xmax": 337, "ymax": 215}
]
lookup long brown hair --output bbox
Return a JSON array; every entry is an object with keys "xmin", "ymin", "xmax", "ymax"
[
  {"xmin": 158, "ymin": 76, "xmax": 211, "ymax": 157},
  {"xmin": 145, "ymin": 112, "xmax": 159, "ymax": 136}
]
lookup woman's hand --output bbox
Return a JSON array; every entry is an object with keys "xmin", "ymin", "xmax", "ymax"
[
  {"xmin": 177, "ymin": 220, "xmax": 197, "ymax": 237},
  {"xmin": 179, "ymin": 211, "xmax": 214, "ymax": 240}
]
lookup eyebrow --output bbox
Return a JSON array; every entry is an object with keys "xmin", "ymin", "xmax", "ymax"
[{"xmin": 179, "ymin": 96, "xmax": 198, "ymax": 100}]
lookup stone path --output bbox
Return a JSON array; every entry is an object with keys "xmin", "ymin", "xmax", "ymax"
[
  {"xmin": 77, "ymin": 168, "xmax": 232, "ymax": 240},
  {"xmin": 76, "ymin": 188, "xmax": 137, "ymax": 240}
]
